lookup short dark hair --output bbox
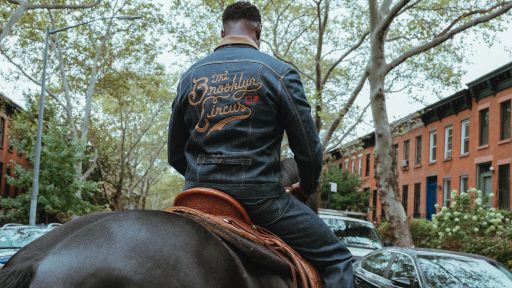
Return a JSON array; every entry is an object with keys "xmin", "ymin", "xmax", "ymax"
[{"xmin": 222, "ymin": 1, "xmax": 261, "ymax": 25}]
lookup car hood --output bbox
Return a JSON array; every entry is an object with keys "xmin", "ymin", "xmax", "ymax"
[{"xmin": 0, "ymin": 248, "xmax": 19, "ymax": 265}]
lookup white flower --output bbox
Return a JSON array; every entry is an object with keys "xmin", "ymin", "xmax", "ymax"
[
  {"xmin": 448, "ymin": 232, "xmax": 452, "ymax": 236},
  {"xmin": 434, "ymin": 203, "xmax": 439, "ymax": 208},
  {"xmin": 489, "ymin": 193, "xmax": 494, "ymax": 198},
  {"xmin": 474, "ymin": 228, "xmax": 479, "ymax": 232},
  {"xmin": 455, "ymin": 218, "xmax": 460, "ymax": 222},
  {"xmin": 460, "ymin": 192, "xmax": 468, "ymax": 198},
  {"xmin": 472, "ymin": 216, "xmax": 478, "ymax": 221},
  {"xmin": 464, "ymin": 215, "xmax": 469, "ymax": 220},
  {"xmin": 445, "ymin": 228, "xmax": 451, "ymax": 233},
  {"xmin": 475, "ymin": 198, "xmax": 482, "ymax": 205},
  {"xmin": 455, "ymin": 225, "xmax": 460, "ymax": 231},
  {"xmin": 433, "ymin": 224, "xmax": 438, "ymax": 229},
  {"xmin": 441, "ymin": 206, "xmax": 448, "ymax": 211},
  {"xmin": 451, "ymin": 190, "xmax": 458, "ymax": 198}
]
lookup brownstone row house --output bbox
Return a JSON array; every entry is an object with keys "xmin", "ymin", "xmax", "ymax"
[
  {"xmin": 328, "ymin": 62, "xmax": 512, "ymax": 223},
  {"xmin": 0, "ymin": 93, "xmax": 30, "ymax": 199}
]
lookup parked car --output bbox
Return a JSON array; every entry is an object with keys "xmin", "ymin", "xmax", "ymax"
[
  {"xmin": 318, "ymin": 209, "xmax": 383, "ymax": 260},
  {"xmin": 0, "ymin": 224, "xmax": 59, "ymax": 268},
  {"xmin": 353, "ymin": 247, "xmax": 512, "ymax": 288}
]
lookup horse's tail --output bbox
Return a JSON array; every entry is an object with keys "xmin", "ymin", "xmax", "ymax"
[{"xmin": 0, "ymin": 263, "xmax": 35, "ymax": 288}]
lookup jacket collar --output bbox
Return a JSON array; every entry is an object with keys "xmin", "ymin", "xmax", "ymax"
[{"xmin": 215, "ymin": 35, "xmax": 259, "ymax": 50}]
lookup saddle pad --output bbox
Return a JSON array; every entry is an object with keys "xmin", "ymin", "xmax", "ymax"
[{"xmin": 165, "ymin": 206, "xmax": 322, "ymax": 288}]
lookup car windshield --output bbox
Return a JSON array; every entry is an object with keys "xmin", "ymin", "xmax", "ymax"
[
  {"xmin": 418, "ymin": 254, "xmax": 512, "ymax": 288},
  {"xmin": 0, "ymin": 228, "xmax": 48, "ymax": 249},
  {"xmin": 321, "ymin": 217, "xmax": 382, "ymax": 249}
]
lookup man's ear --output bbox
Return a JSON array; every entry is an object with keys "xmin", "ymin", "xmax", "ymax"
[
  {"xmin": 221, "ymin": 29, "xmax": 225, "ymax": 38},
  {"xmin": 255, "ymin": 24, "xmax": 261, "ymax": 40}
]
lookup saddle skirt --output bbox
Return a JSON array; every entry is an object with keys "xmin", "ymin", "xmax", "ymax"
[{"xmin": 165, "ymin": 188, "xmax": 322, "ymax": 288}]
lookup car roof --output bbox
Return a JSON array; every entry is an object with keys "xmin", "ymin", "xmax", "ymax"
[
  {"xmin": 318, "ymin": 212, "xmax": 374, "ymax": 225},
  {"xmin": 381, "ymin": 247, "xmax": 498, "ymax": 263}
]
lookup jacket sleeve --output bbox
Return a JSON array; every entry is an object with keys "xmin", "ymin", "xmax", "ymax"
[
  {"xmin": 280, "ymin": 68, "xmax": 323, "ymax": 195},
  {"xmin": 167, "ymin": 79, "xmax": 189, "ymax": 176}
]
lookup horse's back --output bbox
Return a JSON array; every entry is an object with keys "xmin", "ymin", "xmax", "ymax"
[{"xmin": 3, "ymin": 210, "xmax": 283, "ymax": 288}]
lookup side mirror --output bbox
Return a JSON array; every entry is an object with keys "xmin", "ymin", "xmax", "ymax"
[{"xmin": 391, "ymin": 277, "xmax": 412, "ymax": 288}]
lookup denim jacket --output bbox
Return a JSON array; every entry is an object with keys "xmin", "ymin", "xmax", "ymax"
[{"xmin": 168, "ymin": 35, "xmax": 322, "ymax": 199}]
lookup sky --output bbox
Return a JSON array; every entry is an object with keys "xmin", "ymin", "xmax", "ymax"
[{"xmin": 1, "ymin": 2, "xmax": 511, "ymax": 142}]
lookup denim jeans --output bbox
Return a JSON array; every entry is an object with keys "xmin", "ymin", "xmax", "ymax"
[{"xmin": 237, "ymin": 193, "xmax": 353, "ymax": 288}]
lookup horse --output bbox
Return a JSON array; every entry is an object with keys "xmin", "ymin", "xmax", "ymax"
[{"xmin": 0, "ymin": 159, "xmax": 318, "ymax": 288}]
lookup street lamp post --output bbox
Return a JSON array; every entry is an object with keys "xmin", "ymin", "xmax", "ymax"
[{"xmin": 29, "ymin": 15, "xmax": 141, "ymax": 226}]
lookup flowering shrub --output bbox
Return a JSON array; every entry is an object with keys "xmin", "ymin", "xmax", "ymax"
[
  {"xmin": 431, "ymin": 188, "xmax": 512, "ymax": 268},
  {"xmin": 378, "ymin": 188, "xmax": 512, "ymax": 268}
]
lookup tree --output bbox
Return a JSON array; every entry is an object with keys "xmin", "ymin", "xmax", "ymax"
[
  {"xmin": 321, "ymin": 164, "xmax": 367, "ymax": 211},
  {"xmin": 1, "ymin": 97, "xmax": 104, "ymax": 224},
  {"xmin": 366, "ymin": 0, "xmax": 512, "ymax": 246},
  {"xmin": 0, "ymin": 0, "xmax": 169, "ymax": 190},
  {"xmin": 0, "ymin": 0, "xmax": 101, "ymax": 44},
  {"xmin": 92, "ymin": 69, "xmax": 173, "ymax": 210}
]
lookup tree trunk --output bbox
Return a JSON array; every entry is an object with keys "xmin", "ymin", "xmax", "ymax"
[{"xmin": 368, "ymin": 0, "xmax": 412, "ymax": 247}]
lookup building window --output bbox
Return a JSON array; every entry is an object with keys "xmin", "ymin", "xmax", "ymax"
[
  {"xmin": 461, "ymin": 120, "xmax": 470, "ymax": 155},
  {"xmin": 443, "ymin": 178, "xmax": 451, "ymax": 207},
  {"xmin": 501, "ymin": 100, "xmax": 511, "ymax": 140},
  {"xmin": 393, "ymin": 144, "xmax": 398, "ymax": 161},
  {"xmin": 344, "ymin": 159, "xmax": 349, "ymax": 170},
  {"xmin": 415, "ymin": 135, "xmax": 422, "ymax": 165},
  {"xmin": 357, "ymin": 155, "xmax": 363, "ymax": 176},
  {"xmin": 351, "ymin": 157, "xmax": 355, "ymax": 174},
  {"xmin": 498, "ymin": 164, "xmax": 510, "ymax": 210},
  {"xmin": 460, "ymin": 175, "xmax": 469, "ymax": 193},
  {"xmin": 444, "ymin": 126, "xmax": 453, "ymax": 160},
  {"xmin": 0, "ymin": 117, "xmax": 5, "ymax": 149},
  {"xmin": 402, "ymin": 185, "xmax": 408, "ymax": 215},
  {"xmin": 414, "ymin": 183, "xmax": 421, "ymax": 218},
  {"xmin": 429, "ymin": 131, "xmax": 437, "ymax": 163},
  {"xmin": 403, "ymin": 140, "xmax": 410, "ymax": 161},
  {"xmin": 365, "ymin": 154, "xmax": 370, "ymax": 177},
  {"xmin": 0, "ymin": 162, "xmax": 3, "ymax": 197},
  {"xmin": 479, "ymin": 108, "xmax": 489, "ymax": 146}
]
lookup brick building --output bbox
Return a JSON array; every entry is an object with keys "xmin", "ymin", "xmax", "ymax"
[
  {"xmin": 0, "ymin": 93, "xmax": 30, "ymax": 198},
  {"xmin": 328, "ymin": 62, "xmax": 512, "ymax": 222}
]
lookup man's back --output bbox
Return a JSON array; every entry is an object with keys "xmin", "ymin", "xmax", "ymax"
[{"xmin": 168, "ymin": 36, "xmax": 322, "ymax": 199}]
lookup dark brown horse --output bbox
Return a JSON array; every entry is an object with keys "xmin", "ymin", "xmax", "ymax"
[{"xmin": 0, "ymin": 159, "xmax": 317, "ymax": 288}]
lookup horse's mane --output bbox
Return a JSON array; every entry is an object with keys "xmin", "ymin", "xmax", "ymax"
[{"xmin": 0, "ymin": 263, "xmax": 34, "ymax": 288}]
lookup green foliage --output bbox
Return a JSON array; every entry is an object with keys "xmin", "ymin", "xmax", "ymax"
[
  {"xmin": 145, "ymin": 173, "xmax": 185, "ymax": 210},
  {"xmin": 381, "ymin": 189, "xmax": 512, "ymax": 269},
  {"xmin": 430, "ymin": 188, "xmax": 512, "ymax": 269},
  {"xmin": 321, "ymin": 164, "xmax": 367, "ymax": 211},
  {"xmin": 0, "ymin": 99, "xmax": 105, "ymax": 224}
]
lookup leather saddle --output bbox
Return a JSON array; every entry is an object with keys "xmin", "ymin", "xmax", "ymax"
[{"xmin": 165, "ymin": 187, "xmax": 321, "ymax": 288}]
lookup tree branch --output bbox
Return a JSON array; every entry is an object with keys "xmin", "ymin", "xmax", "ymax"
[
  {"xmin": 374, "ymin": 0, "xmax": 410, "ymax": 42},
  {"xmin": 6, "ymin": 0, "xmax": 101, "ymax": 10},
  {"xmin": 0, "ymin": 49, "xmax": 67, "ymax": 110},
  {"xmin": 321, "ymin": 70, "xmax": 368, "ymax": 150},
  {"xmin": 0, "ymin": 0, "xmax": 27, "ymax": 44},
  {"xmin": 327, "ymin": 102, "xmax": 371, "ymax": 150},
  {"xmin": 386, "ymin": 2, "xmax": 512, "ymax": 74},
  {"xmin": 321, "ymin": 31, "xmax": 369, "ymax": 88},
  {"xmin": 262, "ymin": 39, "xmax": 315, "ymax": 82},
  {"xmin": 48, "ymin": 11, "xmax": 79, "ymax": 143}
]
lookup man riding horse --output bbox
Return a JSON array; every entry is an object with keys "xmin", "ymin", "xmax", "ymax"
[{"xmin": 167, "ymin": 2, "xmax": 353, "ymax": 287}]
